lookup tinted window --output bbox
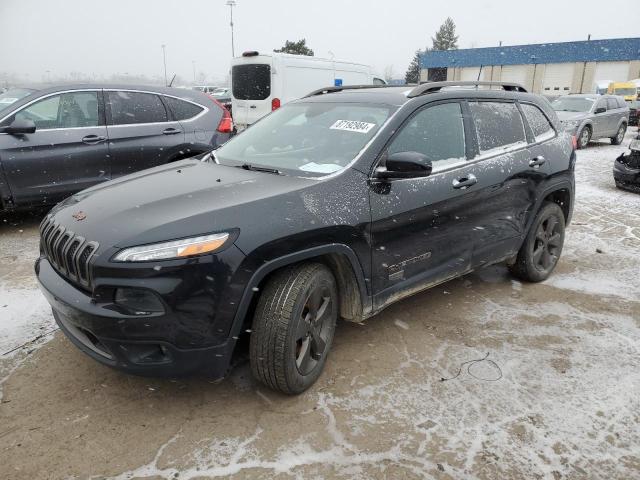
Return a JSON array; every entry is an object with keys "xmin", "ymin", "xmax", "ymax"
[
  {"xmin": 388, "ymin": 102, "xmax": 466, "ymax": 170},
  {"xmin": 470, "ymin": 101, "xmax": 526, "ymax": 154},
  {"xmin": 521, "ymin": 103, "xmax": 554, "ymax": 141},
  {"xmin": 9, "ymin": 91, "xmax": 99, "ymax": 129},
  {"xmin": 107, "ymin": 91, "xmax": 167, "ymax": 125},
  {"xmin": 232, "ymin": 64, "xmax": 271, "ymax": 100},
  {"xmin": 164, "ymin": 96, "xmax": 204, "ymax": 121},
  {"xmin": 606, "ymin": 98, "xmax": 618, "ymax": 110}
]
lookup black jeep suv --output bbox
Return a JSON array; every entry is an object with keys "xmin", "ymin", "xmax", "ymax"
[{"xmin": 36, "ymin": 82, "xmax": 575, "ymax": 394}]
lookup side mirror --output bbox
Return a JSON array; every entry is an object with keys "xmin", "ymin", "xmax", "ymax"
[
  {"xmin": 594, "ymin": 107, "xmax": 606, "ymax": 114},
  {"xmin": 376, "ymin": 151, "xmax": 433, "ymax": 179},
  {"xmin": 0, "ymin": 118, "xmax": 36, "ymax": 135}
]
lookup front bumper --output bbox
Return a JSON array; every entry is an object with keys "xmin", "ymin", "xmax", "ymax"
[
  {"xmin": 613, "ymin": 157, "xmax": 640, "ymax": 193},
  {"xmin": 35, "ymin": 249, "xmax": 246, "ymax": 377}
]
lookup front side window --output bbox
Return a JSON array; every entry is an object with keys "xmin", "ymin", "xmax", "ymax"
[
  {"xmin": 9, "ymin": 91, "xmax": 99, "ymax": 129},
  {"xmin": 232, "ymin": 64, "xmax": 271, "ymax": 100},
  {"xmin": 107, "ymin": 91, "xmax": 168, "ymax": 125},
  {"xmin": 606, "ymin": 98, "xmax": 618, "ymax": 110},
  {"xmin": 216, "ymin": 102, "xmax": 393, "ymax": 176},
  {"xmin": 521, "ymin": 103, "xmax": 554, "ymax": 142},
  {"xmin": 387, "ymin": 102, "xmax": 466, "ymax": 170},
  {"xmin": 469, "ymin": 101, "xmax": 526, "ymax": 154},
  {"xmin": 595, "ymin": 99, "xmax": 608, "ymax": 112}
]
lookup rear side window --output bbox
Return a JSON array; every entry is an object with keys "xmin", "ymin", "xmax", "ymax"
[
  {"xmin": 606, "ymin": 98, "xmax": 618, "ymax": 110},
  {"xmin": 107, "ymin": 91, "xmax": 168, "ymax": 125},
  {"xmin": 164, "ymin": 96, "xmax": 204, "ymax": 121},
  {"xmin": 232, "ymin": 64, "xmax": 271, "ymax": 100},
  {"xmin": 521, "ymin": 103, "xmax": 554, "ymax": 142},
  {"xmin": 470, "ymin": 101, "xmax": 526, "ymax": 154},
  {"xmin": 388, "ymin": 102, "xmax": 466, "ymax": 170}
]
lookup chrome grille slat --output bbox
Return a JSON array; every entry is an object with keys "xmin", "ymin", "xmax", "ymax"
[{"xmin": 39, "ymin": 219, "xmax": 99, "ymax": 290}]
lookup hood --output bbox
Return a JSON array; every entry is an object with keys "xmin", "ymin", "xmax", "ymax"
[
  {"xmin": 555, "ymin": 111, "xmax": 588, "ymax": 122},
  {"xmin": 50, "ymin": 159, "xmax": 315, "ymax": 249}
]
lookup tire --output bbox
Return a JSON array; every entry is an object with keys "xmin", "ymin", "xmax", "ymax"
[
  {"xmin": 611, "ymin": 123, "xmax": 626, "ymax": 145},
  {"xmin": 509, "ymin": 202, "xmax": 566, "ymax": 282},
  {"xmin": 250, "ymin": 263, "xmax": 338, "ymax": 394},
  {"xmin": 577, "ymin": 126, "xmax": 591, "ymax": 149}
]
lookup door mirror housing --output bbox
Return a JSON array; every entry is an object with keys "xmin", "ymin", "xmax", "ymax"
[
  {"xmin": 376, "ymin": 151, "xmax": 433, "ymax": 179},
  {"xmin": 0, "ymin": 118, "xmax": 37, "ymax": 135},
  {"xmin": 594, "ymin": 107, "xmax": 606, "ymax": 114}
]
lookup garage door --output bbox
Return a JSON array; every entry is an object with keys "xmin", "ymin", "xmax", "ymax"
[
  {"xmin": 500, "ymin": 65, "xmax": 527, "ymax": 88},
  {"xmin": 460, "ymin": 67, "xmax": 482, "ymax": 81},
  {"xmin": 542, "ymin": 63, "xmax": 574, "ymax": 96},
  {"xmin": 593, "ymin": 62, "xmax": 630, "ymax": 85}
]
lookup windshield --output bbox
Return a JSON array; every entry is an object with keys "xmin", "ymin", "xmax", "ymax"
[
  {"xmin": 232, "ymin": 64, "xmax": 271, "ymax": 100},
  {"xmin": 215, "ymin": 102, "xmax": 394, "ymax": 176},
  {"xmin": 550, "ymin": 96, "xmax": 595, "ymax": 112},
  {"xmin": 0, "ymin": 88, "xmax": 35, "ymax": 113},
  {"xmin": 614, "ymin": 88, "xmax": 636, "ymax": 96}
]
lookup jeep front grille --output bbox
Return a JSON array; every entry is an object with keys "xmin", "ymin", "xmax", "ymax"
[{"xmin": 40, "ymin": 216, "xmax": 99, "ymax": 289}]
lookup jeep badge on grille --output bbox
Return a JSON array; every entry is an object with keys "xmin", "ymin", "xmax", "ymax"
[{"xmin": 72, "ymin": 211, "xmax": 87, "ymax": 221}]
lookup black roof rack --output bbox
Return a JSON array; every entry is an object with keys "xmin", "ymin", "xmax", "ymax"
[
  {"xmin": 407, "ymin": 81, "xmax": 527, "ymax": 98},
  {"xmin": 304, "ymin": 84, "xmax": 395, "ymax": 98}
]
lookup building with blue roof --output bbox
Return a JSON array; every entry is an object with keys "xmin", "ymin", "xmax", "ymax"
[{"xmin": 419, "ymin": 37, "xmax": 640, "ymax": 95}]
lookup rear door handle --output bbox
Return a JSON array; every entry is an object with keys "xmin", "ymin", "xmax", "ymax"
[
  {"xmin": 81, "ymin": 134, "xmax": 107, "ymax": 144},
  {"xmin": 452, "ymin": 174, "xmax": 477, "ymax": 189},
  {"xmin": 529, "ymin": 156, "xmax": 546, "ymax": 168},
  {"xmin": 163, "ymin": 127, "xmax": 182, "ymax": 135}
]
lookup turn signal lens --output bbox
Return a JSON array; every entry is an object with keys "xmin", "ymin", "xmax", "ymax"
[{"xmin": 112, "ymin": 233, "xmax": 230, "ymax": 262}]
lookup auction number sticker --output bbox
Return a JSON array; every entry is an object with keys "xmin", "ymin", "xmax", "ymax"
[{"xmin": 330, "ymin": 120, "xmax": 376, "ymax": 134}]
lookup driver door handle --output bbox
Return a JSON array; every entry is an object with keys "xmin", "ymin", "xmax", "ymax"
[
  {"xmin": 162, "ymin": 127, "xmax": 182, "ymax": 135},
  {"xmin": 529, "ymin": 156, "xmax": 546, "ymax": 168},
  {"xmin": 81, "ymin": 134, "xmax": 107, "ymax": 144},
  {"xmin": 452, "ymin": 174, "xmax": 477, "ymax": 190}
]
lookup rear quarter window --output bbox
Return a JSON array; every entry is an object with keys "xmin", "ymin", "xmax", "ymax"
[
  {"xmin": 469, "ymin": 101, "xmax": 527, "ymax": 155},
  {"xmin": 164, "ymin": 96, "xmax": 204, "ymax": 121},
  {"xmin": 520, "ymin": 103, "xmax": 555, "ymax": 142}
]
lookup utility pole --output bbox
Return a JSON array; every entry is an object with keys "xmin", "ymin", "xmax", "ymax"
[
  {"xmin": 192, "ymin": 60, "xmax": 196, "ymax": 83},
  {"xmin": 161, "ymin": 44, "xmax": 168, "ymax": 86},
  {"xmin": 226, "ymin": 0, "xmax": 237, "ymax": 57}
]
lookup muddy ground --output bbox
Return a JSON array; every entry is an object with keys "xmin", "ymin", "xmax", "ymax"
[{"xmin": 1, "ymin": 131, "xmax": 639, "ymax": 479}]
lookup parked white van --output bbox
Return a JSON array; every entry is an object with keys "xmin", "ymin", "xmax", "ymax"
[{"xmin": 231, "ymin": 51, "xmax": 385, "ymax": 130}]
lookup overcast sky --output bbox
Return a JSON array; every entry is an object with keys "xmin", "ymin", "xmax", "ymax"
[{"xmin": 1, "ymin": 0, "xmax": 638, "ymax": 84}]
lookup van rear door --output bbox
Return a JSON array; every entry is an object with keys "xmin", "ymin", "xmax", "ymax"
[{"xmin": 232, "ymin": 63, "xmax": 272, "ymax": 128}]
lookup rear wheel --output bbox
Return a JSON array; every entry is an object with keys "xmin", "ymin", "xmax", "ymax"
[
  {"xmin": 577, "ymin": 126, "xmax": 591, "ymax": 149},
  {"xmin": 611, "ymin": 124, "xmax": 626, "ymax": 145},
  {"xmin": 250, "ymin": 263, "xmax": 338, "ymax": 394},
  {"xmin": 509, "ymin": 202, "xmax": 565, "ymax": 282}
]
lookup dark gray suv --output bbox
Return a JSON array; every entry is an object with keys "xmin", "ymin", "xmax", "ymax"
[{"xmin": 0, "ymin": 84, "xmax": 233, "ymax": 211}]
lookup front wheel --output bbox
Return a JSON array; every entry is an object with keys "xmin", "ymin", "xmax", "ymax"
[
  {"xmin": 611, "ymin": 124, "xmax": 626, "ymax": 145},
  {"xmin": 577, "ymin": 126, "xmax": 591, "ymax": 149},
  {"xmin": 250, "ymin": 263, "xmax": 338, "ymax": 394},
  {"xmin": 509, "ymin": 202, "xmax": 566, "ymax": 282}
]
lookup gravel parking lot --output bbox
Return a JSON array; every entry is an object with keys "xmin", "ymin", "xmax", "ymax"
[{"xmin": 1, "ymin": 130, "xmax": 639, "ymax": 479}]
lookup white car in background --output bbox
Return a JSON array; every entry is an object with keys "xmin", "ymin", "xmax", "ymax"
[{"xmin": 231, "ymin": 51, "xmax": 385, "ymax": 130}]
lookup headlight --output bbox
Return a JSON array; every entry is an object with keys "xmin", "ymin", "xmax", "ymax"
[{"xmin": 112, "ymin": 232, "xmax": 230, "ymax": 262}]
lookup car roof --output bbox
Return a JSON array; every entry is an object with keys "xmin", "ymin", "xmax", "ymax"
[
  {"xmin": 2, "ymin": 83, "xmax": 212, "ymax": 114},
  {"xmin": 296, "ymin": 84, "xmax": 544, "ymax": 107}
]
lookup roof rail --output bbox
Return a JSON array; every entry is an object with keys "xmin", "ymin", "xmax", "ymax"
[
  {"xmin": 407, "ymin": 81, "xmax": 527, "ymax": 98},
  {"xmin": 304, "ymin": 84, "xmax": 393, "ymax": 98}
]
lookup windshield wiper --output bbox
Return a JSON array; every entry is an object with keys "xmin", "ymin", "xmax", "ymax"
[{"xmin": 239, "ymin": 163, "xmax": 283, "ymax": 175}]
